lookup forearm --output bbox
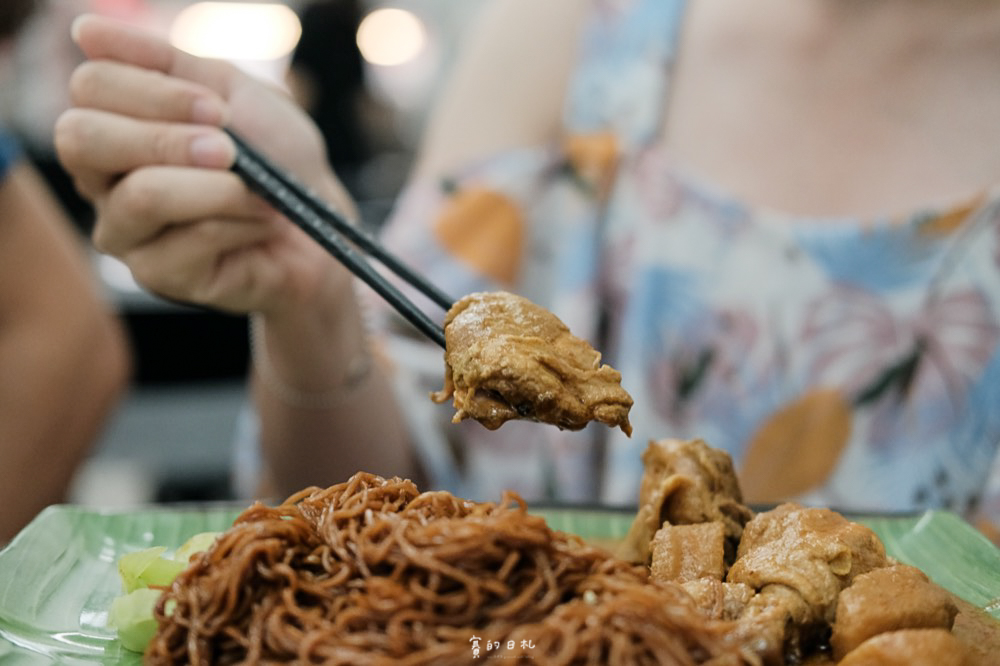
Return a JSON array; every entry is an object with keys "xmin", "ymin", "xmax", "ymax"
[
  {"xmin": 250, "ymin": 273, "xmax": 420, "ymax": 497},
  {"xmin": 0, "ymin": 306, "xmax": 129, "ymax": 541},
  {"xmin": 0, "ymin": 162, "xmax": 132, "ymax": 541}
]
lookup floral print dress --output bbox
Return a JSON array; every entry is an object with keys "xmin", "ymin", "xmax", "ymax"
[{"xmin": 375, "ymin": 0, "xmax": 1000, "ymax": 529}]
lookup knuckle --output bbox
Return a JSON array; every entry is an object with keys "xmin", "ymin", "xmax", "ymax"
[
  {"xmin": 168, "ymin": 83, "xmax": 204, "ymax": 118},
  {"xmin": 194, "ymin": 219, "xmax": 227, "ymax": 246},
  {"xmin": 127, "ymin": 253, "xmax": 183, "ymax": 299},
  {"xmin": 68, "ymin": 173, "xmax": 97, "ymax": 204},
  {"xmin": 114, "ymin": 170, "xmax": 164, "ymax": 221},
  {"xmin": 52, "ymin": 110, "xmax": 85, "ymax": 165},
  {"xmin": 68, "ymin": 61, "xmax": 103, "ymax": 106},
  {"xmin": 92, "ymin": 198, "xmax": 139, "ymax": 257},
  {"xmin": 125, "ymin": 260, "xmax": 160, "ymax": 293},
  {"xmin": 91, "ymin": 214, "xmax": 122, "ymax": 256},
  {"xmin": 150, "ymin": 125, "xmax": 186, "ymax": 165}
]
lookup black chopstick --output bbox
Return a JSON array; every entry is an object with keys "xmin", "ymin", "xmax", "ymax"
[{"xmin": 225, "ymin": 128, "xmax": 451, "ymax": 349}]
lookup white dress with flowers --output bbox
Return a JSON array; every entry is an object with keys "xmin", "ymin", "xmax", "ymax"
[{"xmin": 374, "ymin": 0, "xmax": 1000, "ymax": 532}]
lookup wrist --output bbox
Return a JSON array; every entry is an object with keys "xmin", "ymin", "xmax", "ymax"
[
  {"xmin": 251, "ymin": 274, "xmax": 374, "ymax": 408},
  {"xmin": 249, "ymin": 309, "xmax": 373, "ymax": 409}
]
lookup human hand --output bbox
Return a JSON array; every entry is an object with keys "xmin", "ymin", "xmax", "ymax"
[{"xmin": 55, "ymin": 14, "xmax": 354, "ymax": 316}]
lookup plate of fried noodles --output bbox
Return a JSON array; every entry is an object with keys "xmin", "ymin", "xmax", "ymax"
[{"xmin": 0, "ymin": 472, "xmax": 998, "ymax": 665}]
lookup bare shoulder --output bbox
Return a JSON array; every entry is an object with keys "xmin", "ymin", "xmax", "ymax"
[{"xmin": 413, "ymin": 0, "xmax": 591, "ymax": 179}]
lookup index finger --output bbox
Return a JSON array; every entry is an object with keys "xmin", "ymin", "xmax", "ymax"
[{"xmin": 71, "ymin": 14, "xmax": 239, "ymax": 104}]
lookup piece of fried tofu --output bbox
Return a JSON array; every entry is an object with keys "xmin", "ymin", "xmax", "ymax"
[
  {"xmin": 831, "ymin": 564, "xmax": 958, "ymax": 660},
  {"xmin": 650, "ymin": 521, "xmax": 727, "ymax": 583}
]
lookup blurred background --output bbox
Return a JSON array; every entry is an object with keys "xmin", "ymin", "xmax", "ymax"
[{"xmin": 0, "ymin": 0, "xmax": 487, "ymax": 508}]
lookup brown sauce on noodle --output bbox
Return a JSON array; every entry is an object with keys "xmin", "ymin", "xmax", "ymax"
[{"xmin": 146, "ymin": 473, "xmax": 751, "ymax": 665}]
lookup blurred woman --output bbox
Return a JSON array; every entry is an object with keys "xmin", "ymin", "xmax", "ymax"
[{"xmin": 54, "ymin": 0, "xmax": 1000, "ymax": 538}]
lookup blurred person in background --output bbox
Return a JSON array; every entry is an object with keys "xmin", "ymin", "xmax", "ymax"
[
  {"xmin": 0, "ymin": 0, "xmax": 92, "ymax": 231},
  {"xmin": 285, "ymin": 0, "xmax": 373, "ymax": 202},
  {"xmin": 0, "ymin": 0, "xmax": 130, "ymax": 543},
  {"xmin": 55, "ymin": 0, "xmax": 1000, "ymax": 541}
]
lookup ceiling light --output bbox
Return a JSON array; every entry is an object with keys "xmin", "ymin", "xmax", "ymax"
[
  {"xmin": 356, "ymin": 8, "xmax": 426, "ymax": 67},
  {"xmin": 170, "ymin": 2, "xmax": 302, "ymax": 61}
]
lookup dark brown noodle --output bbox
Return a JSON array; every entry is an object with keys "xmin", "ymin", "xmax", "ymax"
[{"xmin": 146, "ymin": 473, "xmax": 755, "ymax": 665}]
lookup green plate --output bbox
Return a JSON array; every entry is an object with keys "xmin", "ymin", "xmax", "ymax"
[{"xmin": 0, "ymin": 505, "xmax": 998, "ymax": 664}]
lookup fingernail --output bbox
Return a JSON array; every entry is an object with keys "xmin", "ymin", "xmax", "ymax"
[
  {"xmin": 70, "ymin": 15, "xmax": 88, "ymax": 44},
  {"xmin": 189, "ymin": 132, "xmax": 233, "ymax": 167},
  {"xmin": 191, "ymin": 97, "xmax": 228, "ymax": 126}
]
